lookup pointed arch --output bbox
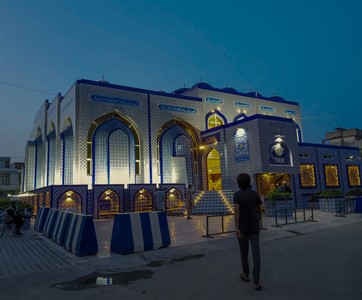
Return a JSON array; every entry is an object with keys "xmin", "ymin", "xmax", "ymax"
[
  {"xmin": 87, "ymin": 111, "xmax": 140, "ymax": 176},
  {"xmin": 206, "ymin": 148, "xmax": 222, "ymax": 190},
  {"xmin": 46, "ymin": 122, "xmax": 56, "ymax": 186},
  {"xmin": 205, "ymin": 110, "xmax": 227, "ymax": 130},
  {"xmin": 157, "ymin": 119, "xmax": 200, "ymax": 185},
  {"xmin": 60, "ymin": 118, "xmax": 73, "ymax": 185},
  {"xmin": 88, "ymin": 111, "xmax": 141, "ymax": 185},
  {"xmin": 58, "ymin": 189, "xmax": 81, "ymax": 212}
]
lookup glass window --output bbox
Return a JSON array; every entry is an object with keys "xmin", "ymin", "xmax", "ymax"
[
  {"xmin": 324, "ymin": 164, "xmax": 339, "ymax": 187},
  {"xmin": 0, "ymin": 173, "xmax": 10, "ymax": 185},
  {"xmin": 300, "ymin": 164, "xmax": 317, "ymax": 188},
  {"xmin": 207, "ymin": 114, "xmax": 224, "ymax": 129},
  {"xmin": 347, "ymin": 165, "xmax": 361, "ymax": 187}
]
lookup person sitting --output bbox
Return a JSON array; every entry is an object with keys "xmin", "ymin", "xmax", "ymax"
[{"xmin": 6, "ymin": 201, "xmax": 24, "ymax": 236}]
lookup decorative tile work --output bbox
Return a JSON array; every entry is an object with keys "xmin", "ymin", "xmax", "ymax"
[
  {"xmin": 93, "ymin": 184, "xmax": 125, "ymax": 218},
  {"xmin": 22, "ymin": 79, "xmax": 362, "ymax": 215}
]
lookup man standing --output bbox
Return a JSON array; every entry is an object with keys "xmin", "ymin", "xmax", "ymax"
[
  {"xmin": 6, "ymin": 201, "xmax": 24, "ymax": 235},
  {"xmin": 234, "ymin": 173, "xmax": 262, "ymax": 291},
  {"xmin": 155, "ymin": 188, "xmax": 166, "ymax": 212},
  {"xmin": 185, "ymin": 184, "xmax": 194, "ymax": 219}
]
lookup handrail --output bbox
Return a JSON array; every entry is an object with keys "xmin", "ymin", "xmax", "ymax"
[
  {"xmin": 271, "ymin": 207, "xmax": 317, "ymax": 227},
  {"xmin": 202, "ymin": 214, "xmax": 267, "ymax": 238}
]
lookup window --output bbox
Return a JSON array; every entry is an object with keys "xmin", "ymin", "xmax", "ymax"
[
  {"xmin": 324, "ymin": 165, "xmax": 339, "ymax": 187},
  {"xmin": 300, "ymin": 164, "xmax": 316, "ymax": 188},
  {"xmin": 299, "ymin": 153, "xmax": 310, "ymax": 158},
  {"xmin": 0, "ymin": 173, "xmax": 10, "ymax": 185},
  {"xmin": 207, "ymin": 114, "xmax": 224, "ymax": 129},
  {"xmin": 323, "ymin": 154, "xmax": 333, "ymax": 159},
  {"xmin": 347, "ymin": 165, "xmax": 361, "ymax": 187}
]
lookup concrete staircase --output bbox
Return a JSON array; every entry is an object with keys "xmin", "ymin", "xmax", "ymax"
[{"xmin": 192, "ymin": 190, "xmax": 235, "ymax": 215}]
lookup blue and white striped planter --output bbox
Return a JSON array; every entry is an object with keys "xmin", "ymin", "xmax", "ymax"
[
  {"xmin": 34, "ymin": 207, "xmax": 50, "ymax": 232},
  {"xmin": 63, "ymin": 214, "xmax": 98, "ymax": 257},
  {"xmin": 43, "ymin": 209, "xmax": 59, "ymax": 238},
  {"xmin": 111, "ymin": 212, "xmax": 171, "ymax": 255},
  {"xmin": 51, "ymin": 211, "xmax": 71, "ymax": 245}
]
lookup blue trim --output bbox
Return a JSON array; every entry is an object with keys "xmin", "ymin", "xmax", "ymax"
[
  {"xmin": 296, "ymin": 124, "xmax": 302, "ymax": 143},
  {"xmin": 186, "ymin": 83, "xmax": 299, "ymax": 105},
  {"xmin": 46, "ymin": 136, "xmax": 50, "ymax": 187},
  {"xmin": 201, "ymin": 114, "xmax": 295, "ymax": 135},
  {"xmin": 299, "ymin": 142, "xmax": 359, "ymax": 151},
  {"xmin": 34, "ymin": 141, "xmax": 38, "ymax": 190},
  {"xmin": 107, "ymin": 133, "xmax": 110, "ymax": 184},
  {"xmin": 159, "ymin": 134, "xmax": 164, "ymax": 184},
  {"xmin": 61, "ymin": 134, "xmax": 65, "ymax": 185},
  {"xmin": 92, "ymin": 131, "xmax": 96, "ymax": 186},
  {"xmin": 148, "ymin": 94, "xmax": 152, "ymax": 183},
  {"xmin": 233, "ymin": 113, "xmax": 247, "ymax": 122},
  {"xmin": 76, "ymin": 79, "xmax": 202, "ymax": 102}
]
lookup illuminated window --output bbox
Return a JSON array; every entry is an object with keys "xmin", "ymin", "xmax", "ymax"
[
  {"xmin": 324, "ymin": 165, "xmax": 339, "ymax": 187},
  {"xmin": 300, "ymin": 164, "xmax": 316, "ymax": 188},
  {"xmin": 347, "ymin": 165, "xmax": 361, "ymax": 187},
  {"xmin": 207, "ymin": 114, "xmax": 224, "ymax": 129},
  {"xmin": 134, "ymin": 189, "xmax": 153, "ymax": 212}
]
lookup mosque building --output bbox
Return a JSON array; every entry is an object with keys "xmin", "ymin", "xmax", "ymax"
[{"xmin": 21, "ymin": 79, "xmax": 362, "ymax": 217}]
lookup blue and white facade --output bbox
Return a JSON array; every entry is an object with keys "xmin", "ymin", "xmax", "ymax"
[{"xmin": 22, "ymin": 79, "xmax": 362, "ymax": 215}]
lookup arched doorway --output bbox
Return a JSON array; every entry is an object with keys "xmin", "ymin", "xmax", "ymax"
[
  {"xmin": 58, "ymin": 190, "xmax": 81, "ymax": 213},
  {"xmin": 165, "ymin": 188, "xmax": 183, "ymax": 213},
  {"xmin": 158, "ymin": 120, "xmax": 199, "ymax": 186},
  {"xmin": 88, "ymin": 112, "xmax": 141, "ymax": 185},
  {"xmin": 99, "ymin": 189, "xmax": 121, "ymax": 217},
  {"xmin": 207, "ymin": 149, "xmax": 222, "ymax": 190},
  {"xmin": 134, "ymin": 189, "xmax": 153, "ymax": 212}
]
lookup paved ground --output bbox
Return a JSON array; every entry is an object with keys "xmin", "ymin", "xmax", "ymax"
[{"xmin": 0, "ymin": 210, "xmax": 361, "ymax": 299}]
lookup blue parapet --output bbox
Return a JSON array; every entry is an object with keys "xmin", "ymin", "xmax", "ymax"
[
  {"xmin": 63, "ymin": 214, "xmax": 98, "ymax": 257},
  {"xmin": 51, "ymin": 211, "xmax": 71, "ymax": 246},
  {"xmin": 34, "ymin": 207, "xmax": 50, "ymax": 232},
  {"xmin": 43, "ymin": 209, "xmax": 59, "ymax": 238},
  {"xmin": 110, "ymin": 212, "xmax": 171, "ymax": 255}
]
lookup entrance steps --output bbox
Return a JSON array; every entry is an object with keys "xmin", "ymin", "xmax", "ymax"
[{"xmin": 192, "ymin": 190, "xmax": 234, "ymax": 215}]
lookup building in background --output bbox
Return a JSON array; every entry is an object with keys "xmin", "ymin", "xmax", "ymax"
[
  {"xmin": 0, "ymin": 157, "xmax": 23, "ymax": 198},
  {"xmin": 324, "ymin": 128, "xmax": 362, "ymax": 155},
  {"xmin": 20, "ymin": 79, "xmax": 362, "ymax": 217}
]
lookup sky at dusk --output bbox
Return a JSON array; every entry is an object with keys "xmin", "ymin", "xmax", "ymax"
[{"xmin": 0, "ymin": 0, "xmax": 361, "ymax": 162}]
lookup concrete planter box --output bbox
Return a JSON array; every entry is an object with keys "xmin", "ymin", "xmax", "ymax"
[
  {"xmin": 264, "ymin": 198, "xmax": 295, "ymax": 218},
  {"xmin": 319, "ymin": 196, "xmax": 345, "ymax": 213}
]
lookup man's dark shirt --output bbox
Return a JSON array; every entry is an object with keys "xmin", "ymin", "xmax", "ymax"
[{"xmin": 234, "ymin": 188, "xmax": 262, "ymax": 234}]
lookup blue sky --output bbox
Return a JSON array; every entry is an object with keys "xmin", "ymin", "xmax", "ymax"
[{"xmin": 0, "ymin": 0, "xmax": 361, "ymax": 162}]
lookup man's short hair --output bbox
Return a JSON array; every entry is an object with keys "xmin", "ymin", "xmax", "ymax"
[{"xmin": 237, "ymin": 173, "xmax": 251, "ymax": 189}]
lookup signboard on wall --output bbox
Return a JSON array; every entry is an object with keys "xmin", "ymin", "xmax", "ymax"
[
  {"xmin": 234, "ymin": 128, "xmax": 250, "ymax": 161},
  {"xmin": 269, "ymin": 141, "xmax": 291, "ymax": 165},
  {"xmin": 202, "ymin": 133, "xmax": 220, "ymax": 145}
]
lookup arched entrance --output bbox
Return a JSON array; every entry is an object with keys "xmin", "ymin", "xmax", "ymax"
[
  {"xmin": 88, "ymin": 112, "xmax": 140, "ymax": 185},
  {"xmin": 99, "ymin": 189, "xmax": 121, "ymax": 217},
  {"xmin": 58, "ymin": 190, "xmax": 81, "ymax": 212},
  {"xmin": 165, "ymin": 188, "xmax": 183, "ymax": 213},
  {"xmin": 134, "ymin": 189, "xmax": 153, "ymax": 212},
  {"xmin": 157, "ymin": 120, "xmax": 199, "ymax": 186},
  {"xmin": 207, "ymin": 149, "xmax": 222, "ymax": 190}
]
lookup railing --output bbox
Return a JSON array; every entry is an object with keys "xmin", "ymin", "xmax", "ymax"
[
  {"xmin": 271, "ymin": 207, "xmax": 317, "ymax": 227},
  {"xmin": 202, "ymin": 215, "xmax": 234, "ymax": 238},
  {"xmin": 202, "ymin": 214, "xmax": 267, "ymax": 238},
  {"xmin": 335, "ymin": 198, "xmax": 356, "ymax": 217}
]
